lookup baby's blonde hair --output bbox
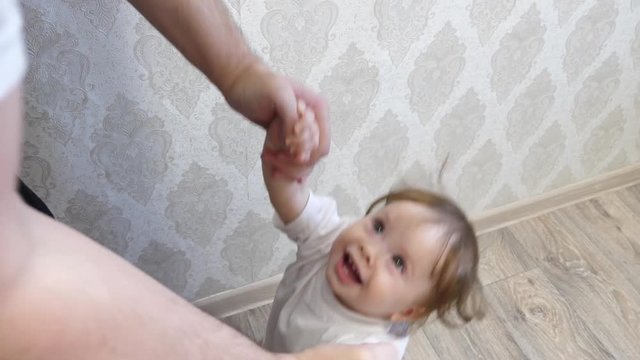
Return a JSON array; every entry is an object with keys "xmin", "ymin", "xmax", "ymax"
[{"xmin": 366, "ymin": 188, "xmax": 485, "ymax": 328}]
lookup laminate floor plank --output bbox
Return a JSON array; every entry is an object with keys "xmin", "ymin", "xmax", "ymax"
[
  {"xmin": 560, "ymin": 197, "xmax": 640, "ymax": 292},
  {"xmin": 510, "ymin": 215, "xmax": 640, "ymax": 359},
  {"xmin": 548, "ymin": 207, "xmax": 640, "ymax": 341},
  {"xmin": 221, "ymin": 310, "xmax": 257, "ymax": 342},
  {"xmin": 246, "ymin": 304, "xmax": 272, "ymax": 345},
  {"xmin": 477, "ymin": 227, "xmax": 537, "ymax": 286},
  {"xmin": 422, "ymin": 297, "xmax": 527, "ymax": 360},
  {"xmin": 614, "ymin": 183, "xmax": 640, "ymax": 213},
  {"xmin": 484, "ymin": 268, "xmax": 614, "ymax": 360},
  {"xmin": 403, "ymin": 332, "xmax": 440, "ymax": 360}
]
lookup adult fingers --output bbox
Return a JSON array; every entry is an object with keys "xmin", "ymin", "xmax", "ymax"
[{"xmin": 270, "ymin": 76, "xmax": 299, "ymax": 141}]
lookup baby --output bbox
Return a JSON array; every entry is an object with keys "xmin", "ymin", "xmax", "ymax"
[{"xmin": 260, "ymin": 101, "xmax": 485, "ymax": 358}]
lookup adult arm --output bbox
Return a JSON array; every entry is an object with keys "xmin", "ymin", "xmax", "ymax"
[
  {"xmin": 127, "ymin": 0, "xmax": 255, "ymax": 99},
  {"xmin": 126, "ymin": 0, "xmax": 330, "ymax": 175}
]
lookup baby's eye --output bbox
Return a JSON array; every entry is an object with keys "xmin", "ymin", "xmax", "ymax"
[
  {"xmin": 373, "ymin": 219, "xmax": 384, "ymax": 234},
  {"xmin": 392, "ymin": 255, "xmax": 405, "ymax": 272}
]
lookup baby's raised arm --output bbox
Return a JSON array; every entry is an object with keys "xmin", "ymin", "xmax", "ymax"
[{"xmin": 262, "ymin": 100, "xmax": 319, "ymax": 223}]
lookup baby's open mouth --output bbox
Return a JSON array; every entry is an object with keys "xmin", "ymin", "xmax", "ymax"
[{"xmin": 342, "ymin": 252, "xmax": 362, "ymax": 284}]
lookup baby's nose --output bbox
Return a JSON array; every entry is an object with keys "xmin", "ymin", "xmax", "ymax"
[{"xmin": 359, "ymin": 244, "xmax": 372, "ymax": 265}]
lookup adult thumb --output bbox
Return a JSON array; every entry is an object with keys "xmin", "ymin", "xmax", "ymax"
[{"xmin": 272, "ymin": 80, "xmax": 298, "ymax": 136}]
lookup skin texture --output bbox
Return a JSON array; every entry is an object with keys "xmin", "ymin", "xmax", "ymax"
[{"xmin": 0, "ymin": 0, "xmax": 396, "ymax": 359}]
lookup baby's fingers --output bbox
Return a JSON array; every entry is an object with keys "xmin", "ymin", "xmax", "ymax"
[
  {"xmin": 302, "ymin": 106, "xmax": 319, "ymax": 149},
  {"xmin": 289, "ymin": 106, "xmax": 319, "ymax": 162}
]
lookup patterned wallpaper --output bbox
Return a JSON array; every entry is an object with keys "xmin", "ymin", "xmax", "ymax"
[{"xmin": 19, "ymin": 0, "xmax": 640, "ymax": 300}]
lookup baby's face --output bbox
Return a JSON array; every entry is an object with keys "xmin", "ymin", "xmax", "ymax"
[{"xmin": 326, "ymin": 200, "xmax": 449, "ymax": 321}]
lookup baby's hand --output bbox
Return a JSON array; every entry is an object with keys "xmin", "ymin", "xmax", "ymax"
[
  {"xmin": 286, "ymin": 100, "xmax": 320, "ymax": 162},
  {"xmin": 262, "ymin": 99, "xmax": 319, "ymax": 183}
]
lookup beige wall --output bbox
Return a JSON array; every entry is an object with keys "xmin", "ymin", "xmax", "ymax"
[{"xmin": 19, "ymin": 0, "xmax": 640, "ymax": 299}]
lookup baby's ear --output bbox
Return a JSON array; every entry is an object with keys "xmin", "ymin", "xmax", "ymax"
[{"xmin": 390, "ymin": 306, "xmax": 428, "ymax": 322}]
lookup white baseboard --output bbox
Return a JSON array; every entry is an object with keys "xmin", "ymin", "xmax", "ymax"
[
  {"xmin": 194, "ymin": 274, "xmax": 283, "ymax": 319},
  {"xmin": 194, "ymin": 163, "xmax": 640, "ymax": 319},
  {"xmin": 471, "ymin": 163, "xmax": 640, "ymax": 235}
]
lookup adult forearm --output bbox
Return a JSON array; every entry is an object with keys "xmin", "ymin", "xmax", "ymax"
[
  {"xmin": 198, "ymin": 312, "xmax": 284, "ymax": 360},
  {"xmin": 127, "ymin": 0, "xmax": 258, "ymax": 93}
]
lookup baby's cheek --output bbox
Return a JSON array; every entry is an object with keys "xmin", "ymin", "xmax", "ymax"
[{"xmin": 366, "ymin": 274, "xmax": 397, "ymax": 303}]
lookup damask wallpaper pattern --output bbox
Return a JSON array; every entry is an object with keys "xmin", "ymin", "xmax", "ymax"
[{"xmin": 18, "ymin": 0, "xmax": 640, "ymax": 299}]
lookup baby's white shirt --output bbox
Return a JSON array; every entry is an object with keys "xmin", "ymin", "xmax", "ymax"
[{"xmin": 262, "ymin": 193, "xmax": 409, "ymax": 357}]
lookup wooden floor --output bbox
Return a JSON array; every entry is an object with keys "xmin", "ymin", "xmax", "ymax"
[{"xmin": 222, "ymin": 184, "xmax": 640, "ymax": 359}]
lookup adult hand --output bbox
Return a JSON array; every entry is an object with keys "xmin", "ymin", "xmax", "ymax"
[
  {"xmin": 282, "ymin": 342, "xmax": 399, "ymax": 360},
  {"xmin": 222, "ymin": 60, "xmax": 330, "ymax": 180}
]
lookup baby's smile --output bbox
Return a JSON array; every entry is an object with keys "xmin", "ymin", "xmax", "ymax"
[{"xmin": 335, "ymin": 251, "xmax": 363, "ymax": 285}]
